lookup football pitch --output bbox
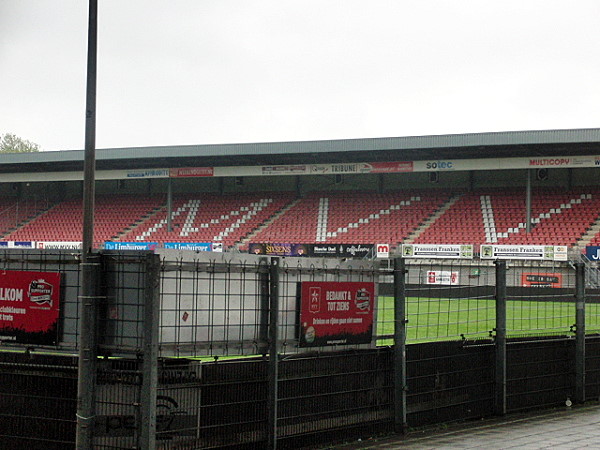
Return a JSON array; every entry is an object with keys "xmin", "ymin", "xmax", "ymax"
[{"xmin": 376, "ymin": 296, "xmax": 600, "ymax": 344}]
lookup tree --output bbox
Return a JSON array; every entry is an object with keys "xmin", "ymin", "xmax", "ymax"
[{"xmin": 0, "ymin": 133, "xmax": 41, "ymax": 153}]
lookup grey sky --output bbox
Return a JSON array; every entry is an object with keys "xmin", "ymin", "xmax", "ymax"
[{"xmin": 1, "ymin": 0, "xmax": 599, "ymax": 152}]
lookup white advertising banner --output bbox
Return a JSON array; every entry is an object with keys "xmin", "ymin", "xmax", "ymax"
[
  {"xmin": 376, "ymin": 244, "xmax": 390, "ymax": 258},
  {"xmin": 36, "ymin": 241, "xmax": 83, "ymax": 250},
  {"xmin": 2, "ymin": 154, "xmax": 598, "ymax": 183},
  {"xmin": 401, "ymin": 244, "xmax": 473, "ymax": 259},
  {"xmin": 480, "ymin": 245, "xmax": 568, "ymax": 261},
  {"xmin": 426, "ymin": 270, "xmax": 459, "ymax": 285}
]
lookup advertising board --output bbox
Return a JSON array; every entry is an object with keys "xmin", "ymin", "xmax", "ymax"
[
  {"xmin": 164, "ymin": 242, "xmax": 213, "ymax": 251},
  {"xmin": 0, "ymin": 270, "xmax": 61, "ymax": 345},
  {"xmin": 425, "ymin": 270, "xmax": 459, "ymax": 285},
  {"xmin": 585, "ymin": 246, "xmax": 600, "ymax": 261},
  {"xmin": 299, "ymin": 281, "xmax": 375, "ymax": 347},
  {"xmin": 521, "ymin": 273, "xmax": 563, "ymax": 288},
  {"xmin": 36, "ymin": 241, "xmax": 82, "ymax": 250},
  {"xmin": 401, "ymin": 244, "xmax": 473, "ymax": 259},
  {"xmin": 480, "ymin": 245, "xmax": 568, "ymax": 261},
  {"xmin": 104, "ymin": 242, "xmax": 158, "ymax": 250}
]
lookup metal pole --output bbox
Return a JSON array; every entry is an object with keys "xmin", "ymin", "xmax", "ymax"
[
  {"xmin": 525, "ymin": 170, "xmax": 532, "ymax": 234},
  {"xmin": 575, "ymin": 262, "xmax": 586, "ymax": 404},
  {"xmin": 258, "ymin": 257, "xmax": 270, "ymax": 355},
  {"xmin": 393, "ymin": 257, "xmax": 407, "ymax": 433},
  {"xmin": 139, "ymin": 253, "xmax": 160, "ymax": 449},
  {"xmin": 268, "ymin": 257, "xmax": 280, "ymax": 450},
  {"xmin": 76, "ymin": 1, "xmax": 98, "ymax": 448},
  {"xmin": 167, "ymin": 178, "xmax": 173, "ymax": 232},
  {"xmin": 494, "ymin": 260, "xmax": 507, "ymax": 416}
]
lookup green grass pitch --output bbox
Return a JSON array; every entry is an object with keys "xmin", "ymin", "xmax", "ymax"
[{"xmin": 376, "ymin": 296, "xmax": 600, "ymax": 344}]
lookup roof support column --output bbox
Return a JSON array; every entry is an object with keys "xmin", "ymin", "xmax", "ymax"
[{"xmin": 525, "ymin": 169, "xmax": 532, "ymax": 234}]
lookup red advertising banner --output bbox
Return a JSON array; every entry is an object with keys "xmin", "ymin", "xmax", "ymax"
[
  {"xmin": 367, "ymin": 161, "xmax": 414, "ymax": 173},
  {"xmin": 0, "ymin": 270, "xmax": 61, "ymax": 345},
  {"xmin": 299, "ymin": 281, "xmax": 375, "ymax": 347},
  {"xmin": 169, "ymin": 167, "xmax": 214, "ymax": 177}
]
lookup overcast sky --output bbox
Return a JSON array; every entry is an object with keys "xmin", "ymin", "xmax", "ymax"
[{"xmin": 1, "ymin": 1, "xmax": 599, "ymax": 152}]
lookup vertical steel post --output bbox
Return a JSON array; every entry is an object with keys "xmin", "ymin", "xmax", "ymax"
[
  {"xmin": 494, "ymin": 260, "xmax": 507, "ymax": 416},
  {"xmin": 268, "ymin": 257, "xmax": 280, "ymax": 449},
  {"xmin": 76, "ymin": 1, "xmax": 98, "ymax": 448},
  {"xmin": 258, "ymin": 257, "xmax": 270, "ymax": 355},
  {"xmin": 139, "ymin": 253, "xmax": 160, "ymax": 449},
  {"xmin": 525, "ymin": 170, "xmax": 532, "ymax": 234},
  {"xmin": 167, "ymin": 178, "xmax": 173, "ymax": 232},
  {"xmin": 393, "ymin": 257, "xmax": 407, "ymax": 433},
  {"xmin": 575, "ymin": 262, "xmax": 586, "ymax": 404},
  {"xmin": 76, "ymin": 253, "xmax": 100, "ymax": 449}
]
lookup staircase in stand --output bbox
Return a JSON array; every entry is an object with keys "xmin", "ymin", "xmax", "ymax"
[
  {"xmin": 235, "ymin": 198, "xmax": 301, "ymax": 249},
  {"xmin": 403, "ymin": 194, "xmax": 461, "ymax": 244}
]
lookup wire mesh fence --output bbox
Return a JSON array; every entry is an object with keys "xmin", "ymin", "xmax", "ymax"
[
  {"xmin": 157, "ymin": 251, "xmax": 379, "ymax": 358},
  {"xmin": 1, "ymin": 249, "xmax": 600, "ymax": 449},
  {"xmin": 505, "ymin": 261, "xmax": 578, "ymax": 338},
  {"xmin": 154, "ymin": 252, "xmax": 600, "ymax": 356},
  {"xmin": 587, "ymin": 286, "xmax": 600, "ymax": 335},
  {"xmin": 404, "ymin": 260, "xmax": 495, "ymax": 343}
]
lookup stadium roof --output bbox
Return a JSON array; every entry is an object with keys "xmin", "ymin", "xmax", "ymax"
[{"xmin": 2, "ymin": 128, "xmax": 600, "ymax": 174}]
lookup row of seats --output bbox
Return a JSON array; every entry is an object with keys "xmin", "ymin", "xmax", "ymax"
[{"xmin": 2, "ymin": 189, "xmax": 600, "ymax": 249}]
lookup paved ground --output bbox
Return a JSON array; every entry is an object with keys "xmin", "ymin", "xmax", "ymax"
[{"xmin": 329, "ymin": 402, "xmax": 600, "ymax": 449}]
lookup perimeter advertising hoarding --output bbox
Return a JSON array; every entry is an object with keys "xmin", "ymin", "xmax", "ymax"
[
  {"xmin": 104, "ymin": 242, "xmax": 158, "ymax": 250},
  {"xmin": 311, "ymin": 244, "xmax": 373, "ymax": 258},
  {"xmin": 521, "ymin": 273, "xmax": 563, "ymax": 288},
  {"xmin": 0, "ymin": 270, "xmax": 61, "ymax": 345},
  {"xmin": 164, "ymin": 242, "xmax": 213, "ymax": 252},
  {"xmin": 249, "ymin": 243, "xmax": 373, "ymax": 258},
  {"xmin": 426, "ymin": 271, "xmax": 459, "ymax": 285},
  {"xmin": 299, "ymin": 281, "xmax": 375, "ymax": 347},
  {"xmin": 480, "ymin": 245, "xmax": 568, "ymax": 261},
  {"xmin": 248, "ymin": 243, "xmax": 310, "ymax": 256},
  {"xmin": 36, "ymin": 241, "xmax": 82, "ymax": 250},
  {"xmin": 0, "ymin": 241, "xmax": 35, "ymax": 248},
  {"xmin": 401, "ymin": 244, "xmax": 474, "ymax": 259},
  {"xmin": 585, "ymin": 246, "xmax": 600, "ymax": 261}
]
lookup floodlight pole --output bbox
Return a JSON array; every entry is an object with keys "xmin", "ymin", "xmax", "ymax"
[{"xmin": 76, "ymin": 0, "xmax": 98, "ymax": 448}]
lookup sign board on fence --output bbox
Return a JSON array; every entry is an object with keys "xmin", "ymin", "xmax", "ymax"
[
  {"xmin": 248, "ymin": 243, "xmax": 309, "ymax": 256},
  {"xmin": 299, "ymin": 281, "xmax": 375, "ymax": 347},
  {"xmin": 401, "ymin": 244, "xmax": 473, "ymax": 259},
  {"xmin": 311, "ymin": 244, "xmax": 373, "ymax": 258},
  {"xmin": 0, "ymin": 241, "xmax": 35, "ymax": 248},
  {"xmin": 104, "ymin": 242, "xmax": 158, "ymax": 250},
  {"xmin": 0, "ymin": 270, "xmax": 61, "ymax": 345},
  {"xmin": 425, "ymin": 270, "xmax": 459, "ymax": 285},
  {"xmin": 376, "ymin": 244, "xmax": 390, "ymax": 258},
  {"xmin": 249, "ymin": 243, "xmax": 372, "ymax": 258},
  {"xmin": 585, "ymin": 246, "xmax": 600, "ymax": 261},
  {"xmin": 480, "ymin": 245, "xmax": 568, "ymax": 261},
  {"xmin": 164, "ymin": 242, "xmax": 213, "ymax": 251},
  {"xmin": 36, "ymin": 241, "xmax": 82, "ymax": 250},
  {"xmin": 521, "ymin": 273, "xmax": 563, "ymax": 288}
]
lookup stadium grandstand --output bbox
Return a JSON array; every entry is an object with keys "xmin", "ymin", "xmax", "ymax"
[{"xmin": 1, "ymin": 128, "xmax": 600, "ymax": 255}]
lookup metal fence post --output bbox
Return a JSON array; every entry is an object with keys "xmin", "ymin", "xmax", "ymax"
[
  {"xmin": 139, "ymin": 253, "xmax": 160, "ymax": 450},
  {"xmin": 258, "ymin": 257, "xmax": 270, "ymax": 355},
  {"xmin": 76, "ymin": 252, "xmax": 101, "ymax": 449},
  {"xmin": 393, "ymin": 257, "xmax": 407, "ymax": 433},
  {"xmin": 575, "ymin": 262, "xmax": 586, "ymax": 404},
  {"xmin": 494, "ymin": 260, "xmax": 507, "ymax": 416},
  {"xmin": 268, "ymin": 257, "xmax": 280, "ymax": 450}
]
